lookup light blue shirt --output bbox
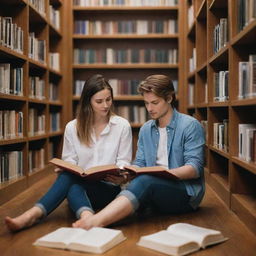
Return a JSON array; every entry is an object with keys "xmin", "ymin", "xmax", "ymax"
[{"xmin": 133, "ymin": 108, "xmax": 205, "ymax": 209}]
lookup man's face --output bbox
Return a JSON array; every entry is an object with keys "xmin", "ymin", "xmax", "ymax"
[{"xmin": 143, "ymin": 91, "xmax": 170, "ymax": 120}]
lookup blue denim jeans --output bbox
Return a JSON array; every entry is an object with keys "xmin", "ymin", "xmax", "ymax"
[
  {"xmin": 119, "ymin": 175, "xmax": 194, "ymax": 214},
  {"xmin": 35, "ymin": 171, "xmax": 121, "ymax": 219}
]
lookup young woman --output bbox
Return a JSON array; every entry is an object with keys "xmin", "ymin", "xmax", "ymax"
[
  {"xmin": 5, "ymin": 74, "xmax": 132, "ymax": 231},
  {"xmin": 71, "ymin": 74, "xmax": 205, "ymax": 230}
]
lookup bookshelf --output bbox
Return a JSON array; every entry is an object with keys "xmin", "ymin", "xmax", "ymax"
[
  {"xmin": 184, "ymin": 0, "xmax": 256, "ymax": 235},
  {"xmin": 0, "ymin": 0, "xmax": 65, "ymax": 204},
  {"xmin": 66, "ymin": 0, "xmax": 183, "ymax": 156}
]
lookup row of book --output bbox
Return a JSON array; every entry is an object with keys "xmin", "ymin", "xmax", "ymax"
[
  {"xmin": 29, "ymin": 148, "xmax": 45, "ymax": 173},
  {"xmin": 74, "ymin": 19, "xmax": 178, "ymax": 35},
  {"xmin": 74, "ymin": 79, "xmax": 178, "ymax": 97},
  {"xmin": 238, "ymin": 54, "xmax": 256, "ymax": 99},
  {"xmin": 0, "ymin": 151, "xmax": 23, "ymax": 183},
  {"xmin": 0, "ymin": 64, "xmax": 23, "ymax": 96},
  {"xmin": 0, "ymin": 110, "xmax": 23, "ymax": 140},
  {"xmin": 49, "ymin": 52, "xmax": 60, "ymax": 71},
  {"xmin": 28, "ymin": 109, "xmax": 45, "ymax": 137},
  {"xmin": 187, "ymin": 4, "xmax": 194, "ymax": 29},
  {"xmin": 213, "ymin": 71, "xmax": 229, "ymax": 102},
  {"xmin": 29, "ymin": 76, "xmax": 45, "ymax": 99},
  {"xmin": 213, "ymin": 18, "xmax": 228, "ymax": 54},
  {"xmin": 189, "ymin": 48, "xmax": 196, "ymax": 73},
  {"xmin": 0, "ymin": 16, "xmax": 24, "ymax": 54},
  {"xmin": 116, "ymin": 105, "xmax": 148, "ymax": 124},
  {"xmin": 73, "ymin": 48, "xmax": 178, "ymax": 64},
  {"xmin": 213, "ymin": 120, "xmax": 229, "ymax": 152},
  {"xmin": 50, "ymin": 112, "xmax": 61, "ymax": 132},
  {"xmin": 29, "ymin": 0, "xmax": 46, "ymax": 17},
  {"xmin": 239, "ymin": 123, "xmax": 256, "ymax": 162},
  {"xmin": 49, "ymin": 83, "xmax": 59, "ymax": 101},
  {"xmin": 49, "ymin": 5, "xmax": 60, "ymax": 30},
  {"xmin": 29, "ymin": 33, "xmax": 46, "ymax": 63},
  {"xmin": 73, "ymin": 0, "xmax": 178, "ymax": 7},
  {"xmin": 237, "ymin": 0, "xmax": 256, "ymax": 32}
]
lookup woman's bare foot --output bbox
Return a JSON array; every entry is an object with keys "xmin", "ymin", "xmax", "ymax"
[
  {"xmin": 5, "ymin": 206, "xmax": 43, "ymax": 232},
  {"xmin": 72, "ymin": 210, "xmax": 96, "ymax": 230}
]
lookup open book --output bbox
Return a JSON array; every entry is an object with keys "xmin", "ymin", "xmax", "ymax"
[
  {"xmin": 33, "ymin": 227, "xmax": 126, "ymax": 254},
  {"xmin": 137, "ymin": 223, "xmax": 228, "ymax": 256},
  {"xmin": 50, "ymin": 158, "xmax": 178, "ymax": 181},
  {"xmin": 49, "ymin": 158, "xmax": 121, "ymax": 181},
  {"xmin": 124, "ymin": 165, "xmax": 178, "ymax": 180}
]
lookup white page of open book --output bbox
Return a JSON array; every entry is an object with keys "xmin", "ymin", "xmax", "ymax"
[
  {"xmin": 69, "ymin": 227, "xmax": 121, "ymax": 246},
  {"xmin": 167, "ymin": 223, "xmax": 221, "ymax": 247}
]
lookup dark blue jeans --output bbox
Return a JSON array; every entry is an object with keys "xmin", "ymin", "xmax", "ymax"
[
  {"xmin": 35, "ymin": 172, "xmax": 121, "ymax": 219},
  {"xmin": 119, "ymin": 174, "xmax": 194, "ymax": 214}
]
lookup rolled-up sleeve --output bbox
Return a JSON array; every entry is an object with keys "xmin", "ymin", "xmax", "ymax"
[{"xmin": 183, "ymin": 120, "xmax": 205, "ymax": 177}]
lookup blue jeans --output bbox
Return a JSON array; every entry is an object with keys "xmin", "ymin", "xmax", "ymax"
[
  {"xmin": 119, "ymin": 175, "xmax": 194, "ymax": 214},
  {"xmin": 35, "ymin": 171, "xmax": 121, "ymax": 219}
]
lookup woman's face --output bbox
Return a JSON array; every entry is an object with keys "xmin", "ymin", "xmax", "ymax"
[{"xmin": 90, "ymin": 88, "xmax": 112, "ymax": 118}]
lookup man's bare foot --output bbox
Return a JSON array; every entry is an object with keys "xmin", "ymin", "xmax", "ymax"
[{"xmin": 5, "ymin": 206, "xmax": 43, "ymax": 232}]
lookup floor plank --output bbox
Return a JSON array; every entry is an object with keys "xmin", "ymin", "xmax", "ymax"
[{"xmin": 0, "ymin": 173, "xmax": 255, "ymax": 256}]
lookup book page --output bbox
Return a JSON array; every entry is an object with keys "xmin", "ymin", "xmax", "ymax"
[
  {"xmin": 33, "ymin": 227, "xmax": 86, "ymax": 249},
  {"xmin": 69, "ymin": 227, "xmax": 126, "ymax": 253},
  {"xmin": 137, "ymin": 230, "xmax": 199, "ymax": 256},
  {"xmin": 167, "ymin": 223, "xmax": 225, "ymax": 248},
  {"xmin": 49, "ymin": 158, "xmax": 85, "ymax": 175}
]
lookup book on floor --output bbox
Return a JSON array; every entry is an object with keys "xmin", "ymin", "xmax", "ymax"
[
  {"xmin": 137, "ymin": 223, "xmax": 228, "ymax": 256},
  {"xmin": 33, "ymin": 227, "xmax": 126, "ymax": 254}
]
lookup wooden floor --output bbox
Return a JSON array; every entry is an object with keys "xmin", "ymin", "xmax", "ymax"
[{"xmin": 0, "ymin": 173, "xmax": 255, "ymax": 256}]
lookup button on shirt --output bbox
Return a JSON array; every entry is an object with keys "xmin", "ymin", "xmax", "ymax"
[{"xmin": 61, "ymin": 115, "xmax": 132, "ymax": 170}]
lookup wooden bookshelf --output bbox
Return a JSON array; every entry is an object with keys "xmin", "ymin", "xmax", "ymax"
[
  {"xmin": 183, "ymin": 0, "xmax": 256, "ymax": 235},
  {"xmin": 0, "ymin": 0, "xmax": 64, "ymax": 205},
  {"xmin": 65, "ymin": 0, "xmax": 183, "ymax": 156}
]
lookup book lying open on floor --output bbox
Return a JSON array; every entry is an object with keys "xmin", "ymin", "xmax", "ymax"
[
  {"xmin": 33, "ymin": 227, "xmax": 126, "ymax": 254},
  {"xmin": 50, "ymin": 158, "xmax": 178, "ymax": 181},
  {"xmin": 124, "ymin": 165, "xmax": 178, "ymax": 180},
  {"xmin": 49, "ymin": 158, "xmax": 121, "ymax": 180},
  {"xmin": 137, "ymin": 223, "xmax": 228, "ymax": 256}
]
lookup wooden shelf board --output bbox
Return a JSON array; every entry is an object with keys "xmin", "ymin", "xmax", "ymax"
[
  {"xmin": 209, "ymin": 44, "xmax": 229, "ymax": 66},
  {"xmin": 29, "ymin": 58, "xmax": 47, "ymax": 70},
  {"xmin": 0, "ymin": 176, "xmax": 27, "ymax": 205},
  {"xmin": 48, "ymin": 130, "xmax": 64, "ymax": 137},
  {"xmin": 209, "ymin": 0, "xmax": 227, "ymax": 10},
  {"xmin": 231, "ymin": 20, "xmax": 256, "ymax": 46},
  {"xmin": 196, "ymin": 0, "xmax": 206, "ymax": 20},
  {"xmin": 187, "ymin": 21, "xmax": 196, "ymax": 38},
  {"xmin": 48, "ymin": 100, "xmax": 62, "ymax": 106},
  {"xmin": 0, "ymin": 45, "xmax": 26, "ymax": 61},
  {"xmin": 209, "ymin": 145, "xmax": 229, "ymax": 159},
  {"xmin": 73, "ymin": 34, "xmax": 178, "ymax": 39},
  {"xmin": 231, "ymin": 98, "xmax": 256, "ymax": 106},
  {"xmin": 28, "ymin": 134, "xmax": 48, "ymax": 141},
  {"xmin": 0, "ymin": 94, "xmax": 26, "ymax": 102},
  {"xmin": 208, "ymin": 101, "xmax": 229, "ymax": 107},
  {"xmin": 0, "ymin": 137, "xmax": 26, "ymax": 146},
  {"xmin": 207, "ymin": 172, "xmax": 230, "ymax": 207},
  {"xmin": 73, "ymin": 63, "xmax": 178, "ymax": 69},
  {"xmin": 131, "ymin": 123, "xmax": 143, "ymax": 128},
  {"xmin": 231, "ymin": 194, "xmax": 256, "ymax": 236},
  {"xmin": 231, "ymin": 157, "xmax": 256, "ymax": 175}
]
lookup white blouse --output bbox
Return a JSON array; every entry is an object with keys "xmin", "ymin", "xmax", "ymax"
[{"xmin": 61, "ymin": 115, "xmax": 132, "ymax": 170}]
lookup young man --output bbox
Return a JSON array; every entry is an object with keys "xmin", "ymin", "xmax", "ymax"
[{"xmin": 72, "ymin": 74, "xmax": 206, "ymax": 229}]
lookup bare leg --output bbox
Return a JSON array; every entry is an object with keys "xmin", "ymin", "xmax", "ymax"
[
  {"xmin": 5, "ymin": 206, "xmax": 43, "ymax": 232},
  {"xmin": 72, "ymin": 196, "xmax": 133, "ymax": 230}
]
